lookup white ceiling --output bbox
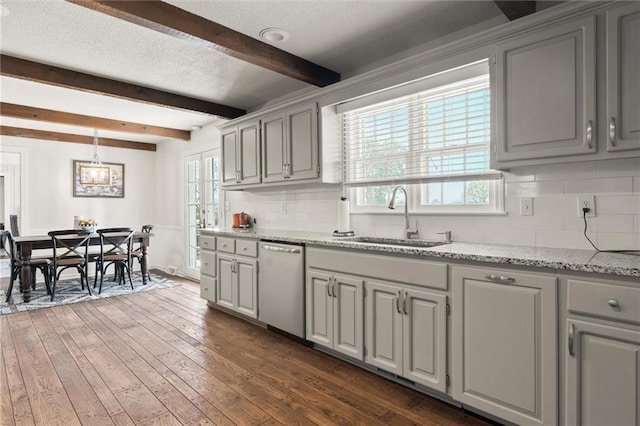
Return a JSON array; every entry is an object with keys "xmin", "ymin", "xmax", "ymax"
[{"xmin": 0, "ymin": 0, "xmax": 520, "ymax": 145}]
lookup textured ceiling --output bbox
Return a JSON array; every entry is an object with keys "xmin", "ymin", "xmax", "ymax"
[{"xmin": 0, "ymin": 0, "xmax": 510, "ymax": 144}]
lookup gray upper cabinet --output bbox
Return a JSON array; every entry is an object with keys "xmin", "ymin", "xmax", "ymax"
[
  {"xmin": 221, "ymin": 120, "xmax": 261, "ymax": 187},
  {"xmin": 261, "ymin": 112, "xmax": 287, "ymax": 183},
  {"xmin": 262, "ymin": 102, "xmax": 319, "ymax": 183},
  {"xmin": 493, "ymin": 15, "xmax": 597, "ymax": 165},
  {"xmin": 606, "ymin": 3, "xmax": 640, "ymax": 152}
]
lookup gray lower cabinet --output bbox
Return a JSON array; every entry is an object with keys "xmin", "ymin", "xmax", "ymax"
[
  {"xmin": 365, "ymin": 280, "xmax": 447, "ymax": 393},
  {"xmin": 306, "ymin": 269, "xmax": 364, "ymax": 360},
  {"xmin": 451, "ymin": 266, "xmax": 558, "ymax": 426},
  {"xmin": 566, "ymin": 320, "xmax": 640, "ymax": 426},
  {"xmin": 216, "ymin": 246, "xmax": 259, "ymax": 319},
  {"xmin": 565, "ymin": 277, "xmax": 640, "ymax": 425},
  {"xmin": 199, "ymin": 235, "xmax": 216, "ymax": 302}
]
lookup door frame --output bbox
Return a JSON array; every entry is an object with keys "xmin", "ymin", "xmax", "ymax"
[{"xmin": 183, "ymin": 149, "xmax": 223, "ymax": 280}]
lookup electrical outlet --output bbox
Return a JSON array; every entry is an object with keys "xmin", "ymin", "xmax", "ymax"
[
  {"xmin": 577, "ymin": 195, "xmax": 596, "ymax": 217},
  {"xmin": 224, "ymin": 201, "xmax": 230, "ymax": 211},
  {"xmin": 281, "ymin": 202, "xmax": 287, "ymax": 214},
  {"xmin": 520, "ymin": 197, "xmax": 533, "ymax": 216}
]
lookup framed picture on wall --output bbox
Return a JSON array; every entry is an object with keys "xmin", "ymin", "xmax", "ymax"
[{"xmin": 73, "ymin": 160, "xmax": 125, "ymax": 198}]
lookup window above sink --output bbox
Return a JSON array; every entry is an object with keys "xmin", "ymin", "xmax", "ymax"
[{"xmin": 338, "ymin": 60, "xmax": 504, "ymax": 215}]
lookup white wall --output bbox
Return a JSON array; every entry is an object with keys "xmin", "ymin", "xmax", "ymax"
[
  {"xmin": 225, "ymin": 158, "xmax": 640, "ymax": 251},
  {"xmin": 0, "ymin": 137, "xmax": 156, "ymax": 235},
  {"xmin": 151, "ymin": 124, "xmax": 221, "ymax": 274}
]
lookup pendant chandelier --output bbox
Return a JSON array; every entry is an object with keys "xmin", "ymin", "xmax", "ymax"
[{"xmin": 79, "ymin": 129, "xmax": 111, "ymax": 186}]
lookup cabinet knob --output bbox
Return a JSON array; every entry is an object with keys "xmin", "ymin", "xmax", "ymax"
[
  {"xmin": 586, "ymin": 120, "xmax": 593, "ymax": 149},
  {"xmin": 608, "ymin": 299, "xmax": 620, "ymax": 309}
]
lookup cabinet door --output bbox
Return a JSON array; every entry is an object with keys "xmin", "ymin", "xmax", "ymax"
[
  {"xmin": 261, "ymin": 112, "xmax": 286, "ymax": 183},
  {"xmin": 606, "ymin": 3, "xmax": 640, "ymax": 152},
  {"xmin": 332, "ymin": 273, "xmax": 364, "ymax": 360},
  {"xmin": 200, "ymin": 275, "xmax": 216, "ymax": 302},
  {"xmin": 403, "ymin": 288, "xmax": 447, "ymax": 393},
  {"xmin": 306, "ymin": 270, "xmax": 333, "ymax": 347},
  {"xmin": 494, "ymin": 16, "xmax": 596, "ymax": 164},
  {"xmin": 221, "ymin": 129, "xmax": 238, "ymax": 185},
  {"xmin": 238, "ymin": 121, "xmax": 261, "ymax": 184},
  {"xmin": 365, "ymin": 280, "xmax": 403, "ymax": 375},
  {"xmin": 452, "ymin": 266, "xmax": 557, "ymax": 426},
  {"xmin": 287, "ymin": 103, "xmax": 319, "ymax": 182},
  {"xmin": 216, "ymin": 254, "xmax": 235, "ymax": 310},
  {"xmin": 566, "ymin": 320, "xmax": 640, "ymax": 426},
  {"xmin": 235, "ymin": 257, "xmax": 258, "ymax": 319}
]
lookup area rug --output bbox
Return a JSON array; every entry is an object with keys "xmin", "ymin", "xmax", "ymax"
[{"xmin": 0, "ymin": 273, "xmax": 180, "ymax": 315}]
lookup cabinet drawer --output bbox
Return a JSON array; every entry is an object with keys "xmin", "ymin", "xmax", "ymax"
[
  {"xmin": 200, "ymin": 235, "xmax": 216, "ymax": 251},
  {"xmin": 200, "ymin": 275, "xmax": 216, "ymax": 302},
  {"xmin": 568, "ymin": 279, "xmax": 640, "ymax": 324},
  {"xmin": 236, "ymin": 239, "xmax": 258, "ymax": 257},
  {"xmin": 201, "ymin": 251, "xmax": 216, "ymax": 276},
  {"xmin": 217, "ymin": 237, "xmax": 236, "ymax": 254}
]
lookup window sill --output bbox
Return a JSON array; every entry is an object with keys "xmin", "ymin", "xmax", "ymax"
[{"xmin": 350, "ymin": 210, "xmax": 507, "ymax": 216}]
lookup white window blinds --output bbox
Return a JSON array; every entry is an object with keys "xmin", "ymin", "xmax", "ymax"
[{"xmin": 342, "ymin": 73, "xmax": 501, "ymax": 187}]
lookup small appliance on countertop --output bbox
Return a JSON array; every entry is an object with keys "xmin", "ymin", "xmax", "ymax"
[{"xmin": 232, "ymin": 212, "xmax": 252, "ymax": 230}]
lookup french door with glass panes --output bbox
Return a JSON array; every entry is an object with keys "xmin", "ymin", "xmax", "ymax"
[{"xmin": 185, "ymin": 150, "xmax": 221, "ymax": 279}]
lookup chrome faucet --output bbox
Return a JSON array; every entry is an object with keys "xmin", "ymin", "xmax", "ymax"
[{"xmin": 388, "ymin": 185, "xmax": 419, "ymax": 239}]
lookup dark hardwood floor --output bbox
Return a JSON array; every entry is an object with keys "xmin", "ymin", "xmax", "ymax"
[{"xmin": 0, "ymin": 270, "xmax": 489, "ymax": 425}]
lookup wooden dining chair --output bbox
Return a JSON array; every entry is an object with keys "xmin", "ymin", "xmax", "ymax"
[
  {"xmin": 48, "ymin": 229, "xmax": 93, "ymax": 301},
  {"xmin": 94, "ymin": 227, "xmax": 135, "ymax": 294},
  {"xmin": 132, "ymin": 224, "xmax": 153, "ymax": 283},
  {"xmin": 1, "ymin": 230, "xmax": 52, "ymax": 302}
]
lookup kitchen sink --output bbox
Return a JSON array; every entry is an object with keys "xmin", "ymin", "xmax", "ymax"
[{"xmin": 343, "ymin": 236, "xmax": 449, "ymax": 248}]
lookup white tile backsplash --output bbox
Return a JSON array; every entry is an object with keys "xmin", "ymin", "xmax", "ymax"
[{"xmin": 226, "ymin": 158, "xmax": 640, "ymax": 250}]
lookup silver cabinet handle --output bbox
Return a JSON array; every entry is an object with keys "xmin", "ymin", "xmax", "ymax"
[
  {"xmin": 608, "ymin": 299, "xmax": 620, "ymax": 309},
  {"xmin": 568, "ymin": 323, "xmax": 575, "ymax": 357},
  {"xmin": 236, "ymin": 171, "xmax": 241, "ymax": 184},
  {"xmin": 485, "ymin": 274, "xmax": 516, "ymax": 284},
  {"xmin": 261, "ymin": 244, "xmax": 301, "ymax": 254},
  {"xmin": 331, "ymin": 277, "xmax": 336, "ymax": 298},
  {"xmin": 327, "ymin": 277, "xmax": 332, "ymax": 297},
  {"xmin": 586, "ymin": 120, "xmax": 593, "ymax": 149},
  {"xmin": 403, "ymin": 291, "xmax": 408, "ymax": 315},
  {"xmin": 396, "ymin": 291, "xmax": 402, "ymax": 314},
  {"xmin": 609, "ymin": 117, "xmax": 616, "ymax": 147},
  {"xmin": 282, "ymin": 164, "xmax": 287, "ymax": 178}
]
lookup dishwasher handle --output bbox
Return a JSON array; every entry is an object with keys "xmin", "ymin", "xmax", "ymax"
[{"xmin": 261, "ymin": 244, "xmax": 302, "ymax": 254}]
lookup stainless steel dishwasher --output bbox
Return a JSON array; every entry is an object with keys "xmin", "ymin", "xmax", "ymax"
[{"xmin": 258, "ymin": 241, "xmax": 305, "ymax": 338}]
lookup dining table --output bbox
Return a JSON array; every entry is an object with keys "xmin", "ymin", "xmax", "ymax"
[{"xmin": 13, "ymin": 231, "xmax": 152, "ymax": 303}]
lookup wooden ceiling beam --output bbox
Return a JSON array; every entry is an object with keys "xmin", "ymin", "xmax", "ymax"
[
  {"xmin": 494, "ymin": 1, "xmax": 537, "ymax": 21},
  {"xmin": 0, "ymin": 54, "xmax": 245, "ymax": 119},
  {"xmin": 0, "ymin": 102, "xmax": 190, "ymax": 140},
  {"xmin": 67, "ymin": 0, "xmax": 341, "ymax": 87},
  {"xmin": 0, "ymin": 126, "xmax": 157, "ymax": 151}
]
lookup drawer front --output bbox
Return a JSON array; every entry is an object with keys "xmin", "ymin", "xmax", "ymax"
[
  {"xmin": 217, "ymin": 237, "xmax": 236, "ymax": 254},
  {"xmin": 307, "ymin": 246, "xmax": 447, "ymax": 290},
  {"xmin": 201, "ymin": 251, "xmax": 216, "ymax": 276},
  {"xmin": 200, "ymin": 275, "xmax": 216, "ymax": 302},
  {"xmin": 568, "ymin": 279, "xmax": 640, "ymax": 324},
  {"xmin": 236, "ymin": 239, "xmax": 258, "ymax": 258},
  {"xmin": 200, "ymin": 235, "xmax": 216, "ymax": 251}
]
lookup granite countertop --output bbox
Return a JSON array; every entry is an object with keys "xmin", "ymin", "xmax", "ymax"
[{"xmin": 201, "ymin": 228, "xmax": 640, "ymax": 278}]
